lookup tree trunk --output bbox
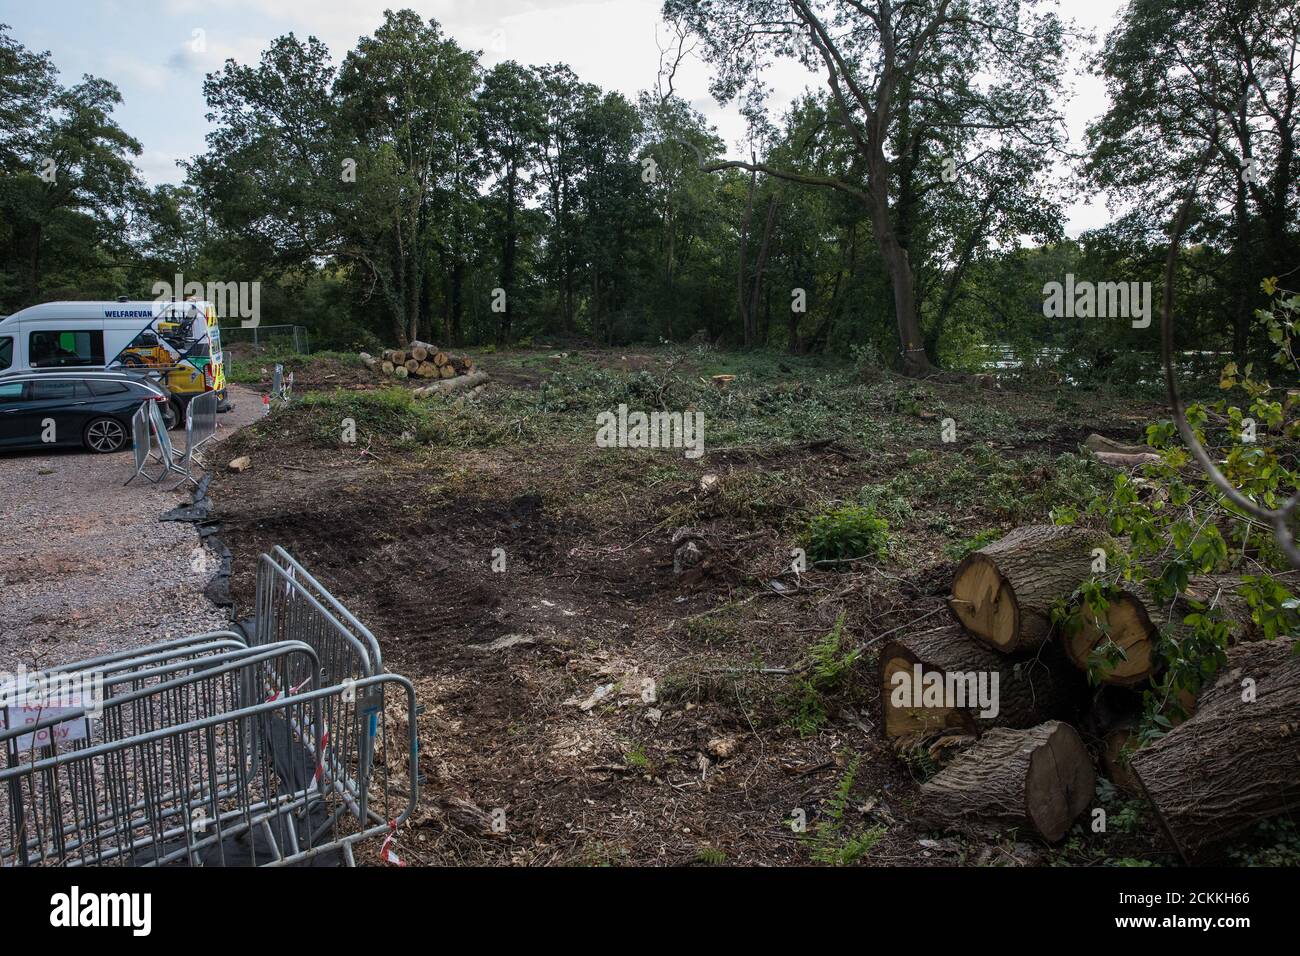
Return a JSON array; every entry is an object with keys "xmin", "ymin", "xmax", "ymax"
[
  {"xmin": 748, "ymin": 194, "xmax": 778, "ymax": 345},
  {"xmin": 920, "ymin": 721, "xmax": 1095, "ymax": 842},
  {"xmin": 1129, "ymin": 639, "xmax": 1300, "ymax": 863},
  {"xmin": 880, "ymin": 623, "xmax": 1084, "ymax": 747},
  {"xmin": 499, "ymin": 166, "xmax": 518, "ymax": 346},
  {"xmin": 949, "ymin": 524, "xmax": 1105, "ymax": 654},
  {"xmin": 864, "ymin": 137, "xmax": 930, "ymax": 374},
  {"xmin": 413, "ymin": 371, "xmax": 491, "ymax": 398},
  {"xmin": 736, "ymin": 166, "xmax": 756, "ymax": 347},
  {"xmin": 450, "ymin": 258, "xmax": 465, "ymax": 347}
]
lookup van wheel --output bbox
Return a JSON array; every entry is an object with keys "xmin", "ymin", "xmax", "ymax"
[{"xmin": 84, "ymin": 417, "xmax": 128, "ymax": 453}]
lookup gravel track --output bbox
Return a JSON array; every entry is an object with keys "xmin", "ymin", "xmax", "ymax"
[{"xmin": 0, "ymin": 384, "xmax": 263, "ymax": 673}]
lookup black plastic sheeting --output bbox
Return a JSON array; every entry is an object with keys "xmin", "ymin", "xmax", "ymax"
[
  {"xmin": 159, "ymin": 474, "xmax": 234, "ymax": 609},
  {"xmin": 133, "ymin": 715, "xmax": 345, "ymax": 867}
]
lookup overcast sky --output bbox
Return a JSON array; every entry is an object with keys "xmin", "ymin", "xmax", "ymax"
[{"xmin": 7, "ymin": 0, "xmax": 1125, "ymax": 235}]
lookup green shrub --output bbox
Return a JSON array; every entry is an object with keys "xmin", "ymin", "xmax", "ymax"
[{"xmin": 805, "ymin": 504, "xmax": 890, "ymax": 565}]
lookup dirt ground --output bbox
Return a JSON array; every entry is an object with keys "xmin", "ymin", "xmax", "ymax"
[{"xmin": 207, "ymin": 351, "xmax": 1180, "ymax": 866}]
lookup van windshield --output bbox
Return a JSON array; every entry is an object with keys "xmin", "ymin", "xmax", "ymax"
[{"xmin": 0, "ymin": 336, "xmax": 12, "ymax": 371}]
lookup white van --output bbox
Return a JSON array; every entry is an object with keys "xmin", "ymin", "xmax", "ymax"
[{"xmin": 0, "ymin": 299, "xmax": 226, "ymax": 417}]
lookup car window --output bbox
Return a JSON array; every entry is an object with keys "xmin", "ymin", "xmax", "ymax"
[
  {"xmin": 30, "ymin": 379, "xmax": 87, "ymax": 401},
  {"xmin": 0, "ymin": 335, "xmax": 12, "ymax": 371},
  {"xmin": 87, "ymin": 379, "xmax": 131, "ymax": 396},
  {"xmin": 29, "ymin": 330, "xmax": 105, "ymax": 368},
  {"xmin": 0, "ymin": 382, "xmax": 25, "ymax": 401}
]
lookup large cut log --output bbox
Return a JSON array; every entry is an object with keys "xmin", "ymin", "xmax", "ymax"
[
  {"xmin": 949, "ymin": 524, "xmax": 1104, "ymax": 654},
  {"xmin": 407, "ymin": 339, "xmax": 437, "ymax": 354},
  {"xmin": 1083, "ymin": 433, "xmax": 1150, "ymax": 456},
  {"xmin": 920, "ymin": 721, "xmax": 1095, "ymax": 842},
  {"xmin": 1061, "ymin": 576, "xmax": 1255, "ymax": 687},
  {"xmin": 1129, "ymin": 639, "xmax": 1300, "ymax": 863},
  {"xmin": 413, "ymin": 371, "xmax": 491, "ymax": 398},
  {"xmin": 880, "ymin": 623, "xmax": 1084, "ymax": 746}
]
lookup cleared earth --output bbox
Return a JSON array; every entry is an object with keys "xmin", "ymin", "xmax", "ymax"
[{"xmin": 208, "ymin": 348, "xmax": 1186, "ymax": 866}]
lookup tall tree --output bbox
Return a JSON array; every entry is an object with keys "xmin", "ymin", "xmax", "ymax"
[
  {"xmin": 0, "ymin": 71, "xmax": 142, "ymax": 307},
  {"xmin": 335, "ymin": 11, "xmax": 479, "ymax": 344},
  {"xmin": 478, "ymin": 62, "xmax": 545, "ymax": 344},
  {"xmin": 1087, "ymin": 0, "xmax": 1300, "ymax": 363},
  {"xmin": 665, "ymin": 0, "xmax": 1070, "ymax": 374}
]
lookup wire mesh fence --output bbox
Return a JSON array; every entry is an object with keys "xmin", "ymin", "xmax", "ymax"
[{"xmin": 218, "ymin": 325, "xmax": 311, "ymax": 355}]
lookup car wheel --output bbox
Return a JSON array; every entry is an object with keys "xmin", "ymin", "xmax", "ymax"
[
  {"xmin": 163, "ymin": 399, "xmax": 182, "ymax": 431},
  {"xmin": 84, "ymin": 417, "xmax": 128, "ymax": 453}
]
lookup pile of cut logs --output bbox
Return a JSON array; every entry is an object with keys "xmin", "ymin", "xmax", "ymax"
[
  {"xmin": 361, "ymin": 341, "xmax": 476, "ymax": 380},
  {"xmin": 880, "ymin": 522, "xmax": 1298, "ymax": 862},
  {"xmin": 359, "ymin": 341, "xmax": 491, "ymax": 398}
]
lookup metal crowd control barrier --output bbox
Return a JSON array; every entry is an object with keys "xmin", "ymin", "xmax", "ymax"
[
  {"xmin": 187, "ymin": 390, "xmax": 220, "ymax": 452},
  {"xmin": 1, "ymin": 676, "xmax": 416, "ymax": 867},
  {"xmin": 124, "ymin": 403, "xmax": 158, "ymax": 486},
  {"xmin": 271, "ymin": 364, "xmax": 294, "ymax": 404},
  {"xmin": 124, "ymin": 393, "xmax": 220, "ymax": 488},
  {"xmin": 165, "ymin": 389, "xmax": 221, "ymax": 491},
  {"xmin": 254, "ymin": 546, "xmax": 383, "ymax": 684},
  {"xmin": 0, "ymin": 556, "xmax": 418, "ymax": 868},
  {"xmin": 123, "ymin": 400, "xmax": 191, "ymax": 487}
]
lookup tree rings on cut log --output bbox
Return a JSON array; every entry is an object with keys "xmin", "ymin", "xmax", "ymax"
[
  {"xmin": 920, "ymin": 721, "xmax": 1095, "ymax": 842},
  {"xmin": 1062, "ymin": 585, "xmax": 1157, "ymax": 686},
  {"xmin": 880, "ymin": 623, "xmax": 1083, "ymax": 747},
  {"xmin": 949, "ymin": 524, "xmax": 1103, "ymax": 654},
  {"xmin": 1062, "ymin": 577, "xmax": 1255, "ymax": 687},
  {"xmin": 1129, "ymin": 639, "xmax": 1300, "ymax": 863}
]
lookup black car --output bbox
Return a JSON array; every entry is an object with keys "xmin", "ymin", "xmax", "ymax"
[{"xmin": 0, "ymin": 371, "xmax": 174, "ymax": 454}]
